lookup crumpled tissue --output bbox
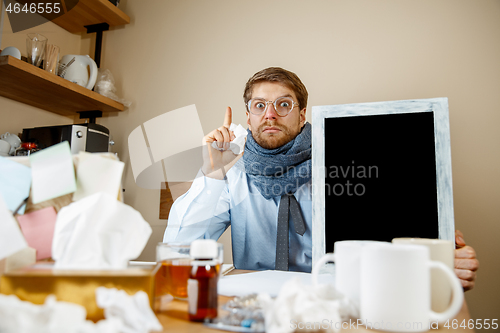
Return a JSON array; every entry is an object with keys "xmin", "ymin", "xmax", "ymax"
[
  {"xmin": 0, "ymin": 294, "xmax": 90, "ymax": 333},
  {"xmin": 96, "ymin": 287, "xmax": 162, "ymax": 333},
  {"xmin": 0, "ymin": 288, "xmax": 162, "ymax": 333},
  {"xmin": 259, "ymin": 278, "xmax": 356, "ymax": 333},
  {"xmin": 211, "ymin": 123, "xmax": 247, "ymax": 155},
  {"xmin": 52, "ymin": 192, "xmax": 152, "ymax": 269}
]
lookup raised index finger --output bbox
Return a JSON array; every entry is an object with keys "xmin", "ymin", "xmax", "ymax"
[{"xmin": 223, "ymin": 106, "xmax": 232, "ymax": 128}]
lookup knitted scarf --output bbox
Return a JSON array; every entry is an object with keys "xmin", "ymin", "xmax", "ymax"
[{"xmin": 237, "ymin": 122, "xmax": 312, "ymax": 199}]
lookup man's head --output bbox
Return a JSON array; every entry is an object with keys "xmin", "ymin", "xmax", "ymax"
[{"xmin": 244, "ymin": 67, "xmax": 308, "ymax": 149}]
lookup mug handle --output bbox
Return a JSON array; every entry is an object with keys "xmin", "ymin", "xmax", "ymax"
[
  {"xmin": 1, "ymin": 132, "xmax": 9, "ymax": 139},
  {"xmin": 311, "ymin": 253, "xmax": 336, "ymax": 287},
  {"xmin": 428, "ymin": 261, "xmax": 464, "ymax": 322}
]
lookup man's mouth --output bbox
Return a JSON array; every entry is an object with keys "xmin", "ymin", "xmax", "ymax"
[{"xmin": 263, "ymin": 126, "xmax": 282, "ymax": 133}]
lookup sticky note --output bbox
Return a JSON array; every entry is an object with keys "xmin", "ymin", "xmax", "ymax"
[
  {"xmin": 0, "ymin": 156, "xmax": 31, "ymax": 214},
  {"xmin": 0, "ymin": 193, "xmax": 28, "ymax": 260},
  {"xmin": 29, "ymin": 141, "xmax": 76, "ymax": 204},
  {"xmin": 17, "ymin": 206, "xmax": 57, "ymax": 260},
  {"xmin": 73, "ymin": 152, "xmax": 124, "ymax": 201}
]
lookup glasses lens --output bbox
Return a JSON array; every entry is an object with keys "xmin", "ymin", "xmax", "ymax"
[
  {"xmin": 275, "ymin": 97, "xmax": 294, "ymax": 115},
  {"xmin": 249, "ymin": 98, "xmax": 267, "ymax": 114}
]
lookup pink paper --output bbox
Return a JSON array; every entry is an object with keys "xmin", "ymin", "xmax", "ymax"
[{"xmin": 17, "ymin": 207, "xmax": 57, "ymax": 260}]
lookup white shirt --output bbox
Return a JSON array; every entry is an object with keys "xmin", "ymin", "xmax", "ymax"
[{"xmin": 163, "ymin": 167, "xmax": 313, "ymax": 272}]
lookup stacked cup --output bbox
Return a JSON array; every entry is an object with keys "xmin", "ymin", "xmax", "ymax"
[{"xmin": 0, "ymin": 132, "xmax": 21, "ymax": 156}]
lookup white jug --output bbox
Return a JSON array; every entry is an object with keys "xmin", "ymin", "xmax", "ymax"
[{"xmin": 59, "ymin": 55, "xmax": 98, "ymax": 90}]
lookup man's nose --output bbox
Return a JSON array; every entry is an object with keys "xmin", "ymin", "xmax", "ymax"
[{"xmin": 264, "ymin": 102, "xmax": 278, "ymax": 119}]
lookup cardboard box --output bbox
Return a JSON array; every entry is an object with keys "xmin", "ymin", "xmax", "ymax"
[{"xmin": 0, "ymin": 262, "xmax": 160, "ymax": 321}]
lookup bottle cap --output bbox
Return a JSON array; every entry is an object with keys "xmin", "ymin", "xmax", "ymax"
[{"xmin": 190, "ymin": 239, "xmax": 218, "ymax": 259}]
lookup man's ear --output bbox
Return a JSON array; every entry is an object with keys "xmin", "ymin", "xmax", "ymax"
[
  {"xmin": 299, "ymin": 108, "xmax": 307, "ymax": 128},
  {"xmin": 246, "ymin": 112, "xmax": 252, "ymax": 132}
]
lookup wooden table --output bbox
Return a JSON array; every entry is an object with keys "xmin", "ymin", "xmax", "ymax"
[{"xmin": 154, "ymin": 270, "xmax": 473, "ymax": 332}]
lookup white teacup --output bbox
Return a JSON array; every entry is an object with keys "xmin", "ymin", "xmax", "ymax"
[
  {"xmin": 360, "ymin": 243, "xmax": 463, "ymax": 332},
  {"xmin": 0, "ymin": 139, "xmax": 11, "ymax": 155},
  {"xmin": 392, "ymin": 238, "xmax": 454, "ymax": 312},
  {"xmin": 312, "ymin": 240, "xmax": 383, "ymax": 316},
  {"xmin": 0, "ymin": 132, "xmax": 21, "ymax": 155}
]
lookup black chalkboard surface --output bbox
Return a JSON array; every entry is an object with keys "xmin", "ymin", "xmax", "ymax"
[
  {"xmin": 323, "ymin": 112, "xmax": 439, "ymax": 252},
  {"xmin": 312, "ymin": 98, "xmax": 455, "ymax": 265}
]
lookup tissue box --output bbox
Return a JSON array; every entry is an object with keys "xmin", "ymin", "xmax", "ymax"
[{"xmin": 0, "ymin": 262, "xmax": 160, "ymax": 321}]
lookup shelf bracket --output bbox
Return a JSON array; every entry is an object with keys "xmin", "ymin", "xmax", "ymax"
[
  {"xmin": 85, "ymin": 23, "xmax": 110, "ymax": 68},
  {"xmin": 78, "ymin": 110, "xmax": 103, "ymax": 124}
]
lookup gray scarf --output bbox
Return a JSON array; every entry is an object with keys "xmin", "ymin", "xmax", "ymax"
[{"xmin": 237, "ymin": 123, "xmax": 312, "ymax": 199}]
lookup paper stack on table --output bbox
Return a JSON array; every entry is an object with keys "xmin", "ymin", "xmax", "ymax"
[{"xmin": 218, "ymin": 270, "xmax": 335, "ymax": 297}]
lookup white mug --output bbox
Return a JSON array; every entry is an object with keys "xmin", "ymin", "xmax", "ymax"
[
  {"xmin": 392, "ymin": 238, "xmax": 454, "ymax": 312},
  {"xmin": 360, "ymin": 243, "xmax": 463, "ymax": 332},
  {"xmin": 1, "ymin": 132, "xmax": 21, "ymax": 155},
  {"xmin": 312, "ymin": 240, "xmax": 383, "ymax": 316},
  {"xmin": 0, "ymin": 139, "xmax": 11, "ymax": 155}
]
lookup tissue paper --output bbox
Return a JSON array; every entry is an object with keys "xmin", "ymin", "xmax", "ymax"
[
  {"xmin": 261, "ymin": 278, "xmax": 355, "ymax": 333},
  {"xmin": 0, "ymin": 294, "xmax": 91, "ymax": 333},
  {"xmin": 211, "ymin": 123, "xmax": 247, "ymax": 155},
  {"xmin": 52, "ymin": 192, "xmax": 152, "ymax": 269},
  {"xmin": 0, "ymin": 289, "xmax": 162, "ymax": 333},
  {"xmin": 96, "ymin": 287, "xmax": 162, "ymax": 333}
]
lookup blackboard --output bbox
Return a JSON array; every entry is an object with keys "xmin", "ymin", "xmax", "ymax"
[{"xmin": 312, "ymin": 98, "xmax": 455, "ymax": 265}]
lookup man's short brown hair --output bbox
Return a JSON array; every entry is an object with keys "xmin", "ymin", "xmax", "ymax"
[{"xmin": 243, "ymin": 67, "xmax": 308, "ymax": 111}]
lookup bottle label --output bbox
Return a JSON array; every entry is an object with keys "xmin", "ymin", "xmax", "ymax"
[{"xmin": 187, "ymin": 278, "xmax": 199, "ymax": 315}]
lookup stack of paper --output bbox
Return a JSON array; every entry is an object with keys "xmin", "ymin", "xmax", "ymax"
[{"xmin": 219, "ymin": 270, "xmax": 335, "ymax": 297}]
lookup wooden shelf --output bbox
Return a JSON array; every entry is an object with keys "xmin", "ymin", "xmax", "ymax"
[
  {"xmin": 53, "ymin": 0, "xmax": 130, "ymax": 33},
  {"xmin": 0, "ymin": 55, "xmax": 125, "ymax": 116}
]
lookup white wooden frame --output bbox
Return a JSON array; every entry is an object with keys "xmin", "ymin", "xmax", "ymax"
[{"xmin": 311, "ymin": 98, "xmax": 455, "ymax": 267}]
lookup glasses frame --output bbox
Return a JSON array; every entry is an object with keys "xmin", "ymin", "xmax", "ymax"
[{"xmin": 246, "ymin": 96, "xmax": 299, "ymax": 117}]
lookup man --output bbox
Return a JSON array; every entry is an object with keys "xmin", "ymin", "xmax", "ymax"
[{"xmin": 164, "ymin": 67, "xmax": 478, "ymax": 290}]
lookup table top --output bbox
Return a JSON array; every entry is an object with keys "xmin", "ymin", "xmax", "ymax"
[{"xmin": 154, "ymin": 270, "xmax": 473, "ymax": 332}]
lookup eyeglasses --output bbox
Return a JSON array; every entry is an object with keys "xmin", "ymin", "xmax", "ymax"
[{"xmin": 246, "ymin": 96, "xmax": 299, "ymax": 117}]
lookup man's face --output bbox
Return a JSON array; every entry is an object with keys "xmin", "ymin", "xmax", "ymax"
[{"xmin": 246, "ymin": 82, "xmax": 306, "ymax": 149}]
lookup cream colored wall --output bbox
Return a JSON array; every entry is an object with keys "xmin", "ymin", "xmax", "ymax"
[{"xmin": 1, "ymin": 0, "xmax": 498, "ymax": 322}]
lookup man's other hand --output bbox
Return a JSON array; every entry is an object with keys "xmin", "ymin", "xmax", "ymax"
[{"xmin": 454, "ymin": 230, "xmax": 479, "ymax": 291}]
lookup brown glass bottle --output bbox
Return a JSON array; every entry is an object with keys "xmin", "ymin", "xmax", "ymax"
[{"xmin": 187, "ymin": 259, "xmax": 220, "ymax": 321}]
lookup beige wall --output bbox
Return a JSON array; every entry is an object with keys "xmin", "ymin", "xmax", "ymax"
[{"xmin": 2, "ymin": 0, "xmax": 499, "ymax": 323}]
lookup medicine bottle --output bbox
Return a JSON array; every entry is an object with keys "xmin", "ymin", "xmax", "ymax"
[{"xmin": 187, "ymin": 239, "xmax": 220, "ymax": 322}]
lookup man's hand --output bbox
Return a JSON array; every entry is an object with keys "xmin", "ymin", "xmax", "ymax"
[
  {"xmin": 454, "ymin": 230, "xmax": 479, "ymax": 291},
  {"xmin": 201, "ymin": 107, "xmax": 243, "ymax": 179}
]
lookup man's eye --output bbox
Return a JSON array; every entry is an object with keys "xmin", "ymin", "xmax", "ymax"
[
  {"xmin": 256, "ymin": 102, "xmax": 265, "ymax": 109},
  {"xmin": 280, "ymin": 102, "xmax": 290, "ymax": 108}
]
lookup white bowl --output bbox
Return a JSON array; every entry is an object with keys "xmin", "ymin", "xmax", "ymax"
[{"xmin": 0, "ymin": 46, "xmax": 22, "ymax": 60}]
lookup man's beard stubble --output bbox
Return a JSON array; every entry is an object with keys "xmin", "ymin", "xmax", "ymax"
[{"xmin": 252, "ymin": 121, "xmax": 300, "ymax": 150}]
